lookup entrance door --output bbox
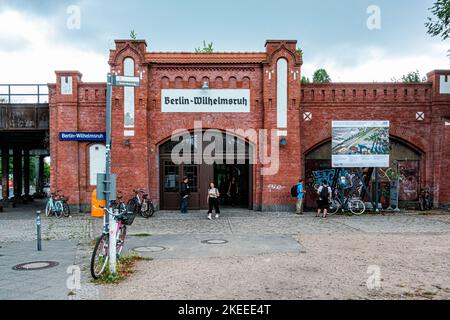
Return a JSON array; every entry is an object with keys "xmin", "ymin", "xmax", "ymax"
[{"xmin": 159, "ymin": 131, "xmax": 253, "ymax": 210}]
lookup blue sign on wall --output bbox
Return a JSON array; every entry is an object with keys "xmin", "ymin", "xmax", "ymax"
[{"xmin": 59, "ymin": 132, "xmax": 106, "ymax": 142}]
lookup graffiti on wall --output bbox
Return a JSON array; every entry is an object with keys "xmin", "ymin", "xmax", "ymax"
[{"xmin": 312, "ymin": 169, "xmax": 336, "ymax": 190}]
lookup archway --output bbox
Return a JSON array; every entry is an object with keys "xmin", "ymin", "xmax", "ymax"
[
  {"xmin": 159, "ymin": 131, "xmax": 253, "ymax": 210},
  {"xmin": 304, "ymin": 137, "xmax": 422, "ymax": 209}
]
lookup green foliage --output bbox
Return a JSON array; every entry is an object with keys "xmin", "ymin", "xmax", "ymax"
[
  {"xmin": 296, "ymin": 47, "xmax": 303, "ymax": 57},
  {"xmin": 94, "ymin": 254, "xmax": 153, "ymax": 285},
  {"xmin": 44, "ymin": 161, "xmax": 50, "ymax": 181},
  {"xmin": 391, "ymin": 70, "xmax": 425, "ymax": 83},
  {"xmin": 312, "ymin": 69, "xmax": 331, "ymax": 83},
  {"xmin": 426, "ymin": 0, "xmax": 450, "ymax": 40},
  {"xmin": 195, "ymin": 41, "xmax": 214, "ymax": 53},
  {"xmin": 130, "ymin": 30, "xmax": 137, "ymax": 40},
  {"xmin": 301, "ymin": 76, "xmax": 311, "ymax": 84},
  {"xmin": 426, "ymin": 0, "xmax": 450, "ymax": 57}
]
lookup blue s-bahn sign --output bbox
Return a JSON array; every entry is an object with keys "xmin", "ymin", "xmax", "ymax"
[{"xmin": 59, "ymin": 132, "xmax": 106, "ymax": 142}]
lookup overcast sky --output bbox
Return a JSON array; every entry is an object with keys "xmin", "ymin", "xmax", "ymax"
[{"xmin": 0, "ymin": 0, "xmax": 449, "ymax": 83}]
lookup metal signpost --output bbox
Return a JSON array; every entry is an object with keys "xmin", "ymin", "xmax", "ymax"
[{"xmin": 104, "ymin": 73, "xmax": 140, "ymax": 274}]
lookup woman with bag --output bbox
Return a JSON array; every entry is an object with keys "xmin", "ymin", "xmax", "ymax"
[{"xmin": 207, "ymin": 182, "xmax": 221, "ymax": 220}]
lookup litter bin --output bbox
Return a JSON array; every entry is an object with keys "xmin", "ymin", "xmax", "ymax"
[{"xmin": 91, "ymin": 188, "xmax": 106, "ymax": 218}]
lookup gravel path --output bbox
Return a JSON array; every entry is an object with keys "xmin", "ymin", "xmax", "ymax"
[{"xmin": 104, "ymin": 233, "xmax": 450, "ymax": 300}]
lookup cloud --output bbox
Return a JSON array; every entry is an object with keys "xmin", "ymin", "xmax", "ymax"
[
  {"xmin": 302, "ymin": 43, "xmax": 450, "ymax": 82},
  {"xmin": 0, "ymin": 9, "xmax": 108, "ymax": 83}
]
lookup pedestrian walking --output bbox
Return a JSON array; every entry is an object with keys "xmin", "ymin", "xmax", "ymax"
[
  {"xmin": 317, "ymin": 180, "xmax": 332, "ymax": 218},
  {"xmin": 296, "ymin": 179, "xmax": 306, "ymax": 215},
  {"xmin": 207, "ymin": 182, "xmax": 221, "ymax": 220},
  {"xmin": 180, "ymin": 176, "xmax": 190, "ymax": 214}
]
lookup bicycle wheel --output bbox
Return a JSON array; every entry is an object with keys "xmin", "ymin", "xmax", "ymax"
[
  {"xmin": 116, "ymin": 224, "xmax": 126, "ymax": 257},
  {"xmin": 148, "ymin": 202, "xmax": 155, "ymax": 217},
  {"xmin": 45, "ymin": 201, "xmax": 52, "ymax": 217},
  {"xmin": 90, "ymin": 233, "xmax": 109, "ymax": 279},
  {"xmin": 54, "ymin": 202, "xmax": 64, "ymax": 218},
  {"xmin": 349, "ymin": 199, "xmax": 365, "ymax": 215},
  {"xmin": 63, "ymin": 203, "xmax": 71, "ymax": 217},
  {"xmin": 328, "ymin": 199, "xmax": 339, "ymax": 215}
]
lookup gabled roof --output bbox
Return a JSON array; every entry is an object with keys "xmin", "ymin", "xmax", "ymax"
[{"xmin": 145, "ymin": 52, "xmax": 267, "ymax": 64}]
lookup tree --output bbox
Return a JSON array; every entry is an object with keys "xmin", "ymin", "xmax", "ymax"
[
  {"xmin": 301, "ymin": 76, "xmax": 311, "ymax": 84},
  {"xmin": 296, "ymin": 47, "xmax": 303, "ymax": 57},
  {"xmin": 425, "ymin": 0, "xmax": 450, "ymax": 56},
  {"xmin": 195, "ymin": 41, "xmax": 214, "ymax": 53},
  {"xmin": 392, "ymin": 70, "xmax": 425, "ymax": 83},
  {"xmin": 312, "ymin": 69, "xmax": 331, "ymax": 83},
  {"xmin": 130, "ymin": 30, "xmax": 137, "ymax": 40}
]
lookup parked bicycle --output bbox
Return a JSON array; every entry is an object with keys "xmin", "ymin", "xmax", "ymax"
[
  {"xmin": 90, "ymin": 193, "xmax": 135, "ymax": 279},
  {"xmin": 45, "ymin": 190, "xmax": 70, "ymax": 218},
  {"xmin": 329, "ymin": 194, "xmax": 366, "ymax": 216},
  {"xmin": 127, "ymin": 189, "xmax": 155, "ymax": 219}
]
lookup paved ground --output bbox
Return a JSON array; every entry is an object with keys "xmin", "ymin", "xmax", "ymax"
[{"xmin": 1, "ymin": 201, "xmax": 449, "ymax": 300}]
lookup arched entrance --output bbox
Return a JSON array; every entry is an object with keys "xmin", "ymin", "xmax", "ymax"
[
  {"xmin": 304, "ymin": 137, "xmax": 422, "ymax": 209},
  {"xmin": 159, "ymin": 131, "xmax": 253, "ymax": 210}
]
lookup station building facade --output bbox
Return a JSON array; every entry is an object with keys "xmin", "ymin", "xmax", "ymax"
[{"xmin": 48, "ymin": 39, "xmax": 450, "ymax": 212}]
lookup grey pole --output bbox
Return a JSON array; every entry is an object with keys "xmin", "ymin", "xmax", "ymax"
[
  {"xmin": 105, "ymin": 74, "xmax": 113, "ymax": 226},
  {"xmin": 36, "ymin": 210, "xmax": 42, "ymax": 251}
]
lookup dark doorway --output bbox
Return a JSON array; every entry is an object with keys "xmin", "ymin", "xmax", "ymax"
[
  {"xmin": 214, "ymin": 162, "xmax": 250, "ymax": 209},
  {"xmin": 159, "ymin": 131, "xmax": 253, "ymax": 210}
]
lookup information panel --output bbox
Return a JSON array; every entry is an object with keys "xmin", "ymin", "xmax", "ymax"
[{"xmin": 332, "ymin": 121, "xmax": 390, "ymax": 168}]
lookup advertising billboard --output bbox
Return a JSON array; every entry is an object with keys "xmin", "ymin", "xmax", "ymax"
[{"xmin": 332, "ymin": 121, "xmax": 390, "ymax": 168}]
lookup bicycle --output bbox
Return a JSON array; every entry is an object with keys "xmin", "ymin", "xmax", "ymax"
[
  {"xmin": 45, "ymin": 191, "xmax": 64, "ymax": 218},
  {"xmin": 90, "ymin": 195, "xmax": 134, "ymax": 279},
  {"xmin": 329, "ymin": 194, "xmax": 366, "ymax": 216},
  {"xmin": 127, "ymin": 189, "xmax": 155, "ymax": 219}
]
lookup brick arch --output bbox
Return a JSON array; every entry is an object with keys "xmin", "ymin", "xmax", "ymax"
[
  {"xmin": 303, "ymin": 134, "xmax": 425, "ymax": 157},
  {"xmin": 266, "ymin": 45, "xmax": 301, "ymax": 67},
  {"xmin": 110, "ymin": 42, "xmax": 146, "ymax": 66},
  {"xmin": 155, "ymin": 128, "xmax": 257, "ymax": 149}
]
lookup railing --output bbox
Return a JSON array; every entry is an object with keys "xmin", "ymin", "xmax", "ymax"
[
  {"xmin": 0, "ymin": 84, "xmax": 49, "ymax": 104},
  {"xmin": 0, "ymin": 85, "xmax": 49, "ymax": 130}
]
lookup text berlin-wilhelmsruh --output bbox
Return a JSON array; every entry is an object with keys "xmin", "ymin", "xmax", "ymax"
[{"xmin": 164, "ymin": 96, "xmax": 248, "ymax": 106}]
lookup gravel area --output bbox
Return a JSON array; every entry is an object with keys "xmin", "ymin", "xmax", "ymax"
[{"xmin": 104, "ymin": 233, "xmax": 450, "ymax": 300}]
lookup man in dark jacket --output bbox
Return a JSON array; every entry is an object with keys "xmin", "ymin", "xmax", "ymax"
[{"xmin": 180, "ymin": 176, "xmax": 190, "ymax": 213}]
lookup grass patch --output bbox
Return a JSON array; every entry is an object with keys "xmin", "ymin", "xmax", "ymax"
[
  {"xmin": 129, "ymin": 233, "xmax": 152, "ymax": 237},
  {"xmin": 94, "ymin": 254, "xmax": 153, "ymax": 285}
]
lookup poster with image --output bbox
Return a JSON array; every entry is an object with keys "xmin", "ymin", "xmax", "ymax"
[{"xmin": 332, "ymin": 121, "xmax": 390, "ymax": 168}]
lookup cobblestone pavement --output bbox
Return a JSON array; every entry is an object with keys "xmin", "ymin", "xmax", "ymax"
[{"xmin": 1, "ymin": 202, "xmax": 449, "ymax": 300}]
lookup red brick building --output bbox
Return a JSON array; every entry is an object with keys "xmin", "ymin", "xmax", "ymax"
[{"xmin": 48, "ymin": 39, "xmax": 450, "ymax": 212}]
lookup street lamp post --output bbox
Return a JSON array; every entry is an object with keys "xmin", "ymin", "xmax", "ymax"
[{"xmin": 105, "ymin": 73, "xmax": 140, "ymax": 274}]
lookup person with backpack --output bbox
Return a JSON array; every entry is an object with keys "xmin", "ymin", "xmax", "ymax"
[
  {"xmin": 317, "ymin": 180, "xmax": 332, "ymax": 218},
  {"xmin": 296, "ymin": 179, "xmax": 305, "ymax": 215}
]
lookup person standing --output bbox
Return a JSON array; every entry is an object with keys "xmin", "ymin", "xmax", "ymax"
[
  {"xmin": 296, "ymin": 179, "xmax": 306, "ymax": 215},
  {"xmin": 207, "ymin": 182, "xmax": 221, "ymax": 220},
  {"xmin": 227, "ymin": 177, "xmax": 239, "ymax": 207},
  {"xmin": 180, "ymin": 176, "xmax": 190, "ymax": 214},
  {"xmin": 317, "ymin": 180, "xmax": 332, "ymax": 218}
]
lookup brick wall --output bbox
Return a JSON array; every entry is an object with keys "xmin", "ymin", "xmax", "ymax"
[{"xmin": 48, "ymin": 40, "xmax": 450, "ymax": 211}]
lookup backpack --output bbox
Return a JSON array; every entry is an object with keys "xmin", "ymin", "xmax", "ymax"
[
  {"xmin": 291, "ymin": 185, "xmax": 298, "ymax": 198},
  {"xmin": 319, "ymin": 186, "xmax": 329, "ymax": 200}
]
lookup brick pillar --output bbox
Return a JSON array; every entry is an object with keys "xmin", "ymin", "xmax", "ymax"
[
  {"xmin": 260, "ymin": 40, "xmax": 302, "ymax": 211},
  {"xmin": 1, "ymin": 148, "xmax": 9, "ymax": 200},
  {"xmin": 52, "ymin": 71, "xmax": 82, "ymax": 210},
  {"xmin": 109, "ymin": 40, "xmax": 150, "ymax": 199}
]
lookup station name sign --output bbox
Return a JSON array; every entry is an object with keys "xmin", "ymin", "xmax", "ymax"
[
  {"xmin": 162, "ymin": 89, "xmax": 250, "ymax": 113},
  {"xmin": 59, "ymin": 132, "xmax": 106, "ymax": 141}
]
